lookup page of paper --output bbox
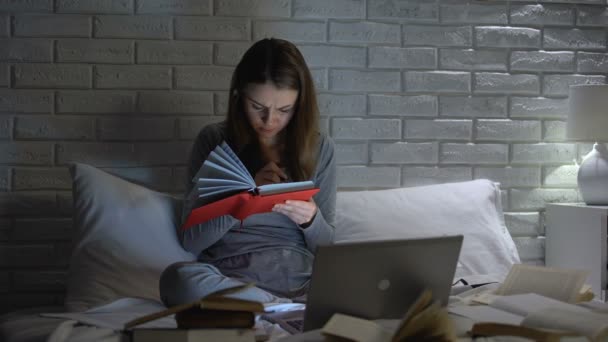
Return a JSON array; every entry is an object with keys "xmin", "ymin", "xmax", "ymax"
[
  {"xmin": 219, "ymin": 142, "xmax": 250, "ymax": 179},
  {"xmin": 321, "ymin": 313, "xmax": 392, "ymax": 342},
  {"xmin": 195, "ymin": 160, "xmax": 253, "ymax": 206},
  {"xmin": 197, "ymin": 185, "xmax": 248, "ymax": 203},
  {"xmin": 490, "ymin": 293, "xmax": 588, "ymax": 317},
  {"xmin": 257, "ymin": 180, "xmax": 315, "ymax": 196},
  {"xmin": 522, "ymin": 307, "xmax": 608, "ymax": 340},
  {"xmin": 580, "ymin": 300, "xmax": 608, "ymax": 314},
  {"xmin": 498, "ymin": 264, "xmax": 588, "ymax": 303},
  {"xmin": 199, "ymin": 160, "xmax": 250, "ymax": 186},
  {"xmin": 448, "ymin": 305, "xmax": 524, "ymax": 326},
  {"xmin": 211, "ymin": 144, "xmax": 252, "ymax": 182},
  {"xmin": 42, "ymin": 298, "xmax": 176, "ymax": 331},
  {"xmin": 470, "ymin": 292, "xmax": 500, "ymax": 305},
  {"xmin": 195, "ymin": 142, "xmax": 254, "ymax": 184}
]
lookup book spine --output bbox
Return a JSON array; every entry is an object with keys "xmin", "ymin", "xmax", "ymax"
[{"xmin": 176, "ymin": 309, "xmax": 255, "ymax": 329}]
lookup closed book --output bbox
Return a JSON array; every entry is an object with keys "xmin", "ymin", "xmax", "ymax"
[
  {"xmin": 175, "ymin": 308, "xmax": 255, "ymax": 329},
  {"xmin": 199, "ymin": 294, "xmax": 264, "ymax": 313},
  {"xmin": 124, "ymin": 284, "xmax": 265, "ymax": 331},
  {"xmin": 131, "ymin": 328, "xmax": 255, "ymax": 342}
]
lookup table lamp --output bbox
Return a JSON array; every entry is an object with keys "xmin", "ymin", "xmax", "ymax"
[{"xmin": 567, "ymin": 84, "xmax": 608, "ymax": 205}]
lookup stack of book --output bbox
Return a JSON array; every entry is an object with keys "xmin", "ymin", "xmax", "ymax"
[{"xmin": 125, "ymin": 284, "xmax": 264, "ymax": 342}]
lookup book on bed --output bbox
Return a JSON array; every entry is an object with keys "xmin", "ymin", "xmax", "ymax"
[
  {"xmin": 321, "ymin": 289, "xmax": 457, "ymax": 342},
  {"xmin": 124, "ymin": 284, "xmax": 265, "ymax": 331},
  {"xmin": 182, "ymin": 141, "xmax": 319, "ymax": 230},
  {"xmin": 449, "ymin": 265, "xmax": 608, "ymax": 341},
  {"xmin": 456, "ymin": 292, "xmax": 608, "ymax": 341}
]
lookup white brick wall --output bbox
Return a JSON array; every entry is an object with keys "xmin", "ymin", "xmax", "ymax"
[{"xmin": 0, "ymin": 0, "xmax": 606, "ymax": 313}]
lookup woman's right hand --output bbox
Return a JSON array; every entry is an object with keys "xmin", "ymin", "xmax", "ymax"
[{"xmin": 254, "ymin": 162, "xmax": 288, "ymax": 186}]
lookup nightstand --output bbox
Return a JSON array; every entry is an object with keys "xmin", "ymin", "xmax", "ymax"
[{"xmin": 546, "ymin": 203, "xmax": 608, "ymax": 302}]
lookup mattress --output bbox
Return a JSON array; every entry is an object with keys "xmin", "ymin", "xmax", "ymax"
[
  {"xmin": 0, "ymin": 280, "xmax": 500, "ymax": 342},
  {"xmin": 0, "ymin": 299, "xmax": 298, "ymax": 342}
]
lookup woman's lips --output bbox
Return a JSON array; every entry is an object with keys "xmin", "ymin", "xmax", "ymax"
[{"xmin": 259, "ymin": 127, "xmax": 275, "ymax": 134}]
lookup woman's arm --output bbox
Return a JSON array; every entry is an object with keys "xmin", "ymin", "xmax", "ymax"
[
  {"xmin": 300, "ymin": 135, "xmax": 337, "ymax": 252},
  {"xmin": 180, "ymin": 123, "xmax": 239, "ymax": 256}
]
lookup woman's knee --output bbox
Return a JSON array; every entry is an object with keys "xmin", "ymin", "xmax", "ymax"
[
  {"xmin": 159, "ymin": 261, "xmax": 222, "ymax": 306},
  {"xmin": 159, "ymin": 261, "xmax": 197, "ymax": 305}
]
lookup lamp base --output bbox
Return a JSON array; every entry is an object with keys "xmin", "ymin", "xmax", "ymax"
[{"xmin": 578, "ymin": 143, "xmax": 608, "ymax": 205}]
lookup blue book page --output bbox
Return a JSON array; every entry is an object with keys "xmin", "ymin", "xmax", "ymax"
[
  {"xmin": 216, "ymin": 142, "xmax": 251, "ymax": 181},
  {"xmin": 220, "ymin": 142, "xmax": 251, "ymax": 180},
  {"xmin": 194, "ymin": 142, "xmax": 257, "ymax": 205},
  {"xmin": 197, "ymin": 186, "xmax": 246, "ymax": 205},
  {"xmin": 199, "ymin": 178, "xmax": 253, "ymax": 189},
  {"xmin": 193, "ymin": 142, "xmax": 314, "ymax": 203},
  {"xmin": 198, "ymin": 160, "xmax": 250, "ymax": 186},
  {"xmin": 208, "ymin": 148, "xmax": 251, "ymax": 183},
  {"xmin": 257, "ymin": 181, "xmax": 315, "ymax": 196}
]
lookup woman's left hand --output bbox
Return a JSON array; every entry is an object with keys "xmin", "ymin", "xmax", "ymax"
[{"xmin": 272, "ymin": 199, "xmax": 317, "ymax": 227}]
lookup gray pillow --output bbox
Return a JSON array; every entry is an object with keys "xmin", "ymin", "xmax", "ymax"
[{"xmin": 66, "ymin": 163, "xmax": 196, "ymax": 312}]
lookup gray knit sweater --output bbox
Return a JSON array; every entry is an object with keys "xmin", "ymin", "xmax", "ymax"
[{"xmin": 180, "ymin": 122, "xmax": 336, "ymax": 298}]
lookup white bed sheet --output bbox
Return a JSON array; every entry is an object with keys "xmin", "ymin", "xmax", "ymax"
[
  {"xmin": 1, "ymin": 306, "xmax": 67, "ymax": 342},
  {"xmin": 40, "ymin": 298, "xmax": 297, "ymax": 342},
  {"xmin": 1, "ymin": 300, "xmax": 299, "ymax": 342},
  {"xmin": 1, "ymin": 276, "xmax": 503, "ymax": 342}
]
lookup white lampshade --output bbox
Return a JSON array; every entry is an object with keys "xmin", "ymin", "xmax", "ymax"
[
  {"xmin": 568, "ymin": 84, "xmax": 608, "ymax": 142},
  {"xmin": 567, "ymin": 84, "xmax": 608, "ymax": 205}
]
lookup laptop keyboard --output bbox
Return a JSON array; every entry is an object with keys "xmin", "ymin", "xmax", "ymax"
[
  {"xmin": 285, "ymin": 318, "xmax": 303, "ymax": 332},
  {"xmin": 260, "ymin": 309, "xmax": 305, "ymax": 334}
]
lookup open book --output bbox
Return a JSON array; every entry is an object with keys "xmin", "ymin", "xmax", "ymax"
[
  {"xmin": 182, "ymin": 141, "xmax": 319, "ymax": 230},
  {"xmin": 449, "ymin": 264, "xmax": 608, "ymax": 341},
  {"xmin": 321, "ymin": 289, "xmax": 457, "ymax": 342},
  {"xmin": 496, "ymin": 264, "xmax": 590, "ymax": 303},
  {"xmin": 451, "ymin": 292, "xmax": 608, "ymax": 341}
]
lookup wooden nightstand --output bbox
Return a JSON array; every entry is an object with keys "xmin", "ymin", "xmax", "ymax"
[{"xmin": 546, "ymin": 203, "xmax": 608, "ymax": 302}]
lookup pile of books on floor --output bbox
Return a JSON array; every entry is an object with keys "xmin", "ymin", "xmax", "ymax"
[{"xmin": 126, "ymin": 284, "xmax": 263, "ymax": 342}]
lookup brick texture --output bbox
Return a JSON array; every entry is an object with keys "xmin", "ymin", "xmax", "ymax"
[
  {"xmin": 0, "ymin": 15, "xmax": 9, "ymax": 38},
  {"xmin": 136, "ymin": 0, "xmax": 210, "ymax": 15},
  {"xmin": 57, "ymin": 0, "xmax": 133, "ymax": 14},
  {"xmin": 1, "ymin": 0, "xmax": 606, "ymax": 313},
  {"xmin": 57, "ymin": 39, "xmax": 133, "ymax": 64},
  {"xmin": 14, "ymin": 15, "xmax": 91, "ymax": 38}
]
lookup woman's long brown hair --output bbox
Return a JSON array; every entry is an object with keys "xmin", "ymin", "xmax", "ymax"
[{"xmin": 225, "ymin": 38, "xmax": 319, "ymax": 181}]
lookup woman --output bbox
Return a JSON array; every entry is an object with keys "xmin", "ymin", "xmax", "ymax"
[{"xmin": 160, "ymin": 38, "xmax": 337, "ymax": 307}]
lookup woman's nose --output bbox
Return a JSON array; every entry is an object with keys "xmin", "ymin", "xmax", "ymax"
[{"xmin": 261, "ymin": 110, "xmax": 280, "ymax": 123}]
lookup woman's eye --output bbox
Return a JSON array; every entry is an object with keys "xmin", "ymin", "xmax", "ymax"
[{"xmin": 280, "ymin": 109, "xmax": 292, "ymax": 114}]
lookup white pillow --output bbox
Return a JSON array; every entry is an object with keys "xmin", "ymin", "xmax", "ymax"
[
  {"xmin": 66, "ymin": 163, "xmax": 196, "ymax": 312},
  {"xmin": 335, "ymin": 180, "xmax": 520, "ymax": 278}
]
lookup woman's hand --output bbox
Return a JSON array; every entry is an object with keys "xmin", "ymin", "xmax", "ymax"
[
  {"xmin": 254, "ymin": 161, "xmax": 287, "ymax": 186},
  {"xmin": 273, "ymin": 199, "xmax": 317, "ymax": 227}
]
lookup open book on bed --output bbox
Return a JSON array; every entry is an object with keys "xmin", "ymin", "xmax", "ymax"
[
  {"xmin": 450, "ymin": 265, "xmax": 608, "ymax": 341},
  {"xmin": 182, "ymin": 141, "xmax": 319, "ymax": 230},
  {"xmin": 452, "ymin": 292, "xmax": 608, "ymax": 341}
]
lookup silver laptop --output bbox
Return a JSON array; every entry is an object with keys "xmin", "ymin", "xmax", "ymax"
[{"xmin": 302, "ymin": 235, "xmax": 463, "ymax": 331}]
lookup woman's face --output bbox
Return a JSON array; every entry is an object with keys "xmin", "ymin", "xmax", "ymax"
[{"xmin": 243, "ymin": 82, "xmax": 298, "ymax": 145}]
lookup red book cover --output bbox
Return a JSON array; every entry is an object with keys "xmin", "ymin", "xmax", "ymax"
[{"xmin": 181, "ymin": 187, "xmax": 320, "ymax": 230}]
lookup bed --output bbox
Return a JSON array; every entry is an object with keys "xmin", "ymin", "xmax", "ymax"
[{"xmin": 0, "ymin": 163, "xmax": 520, "ymax": 342}]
